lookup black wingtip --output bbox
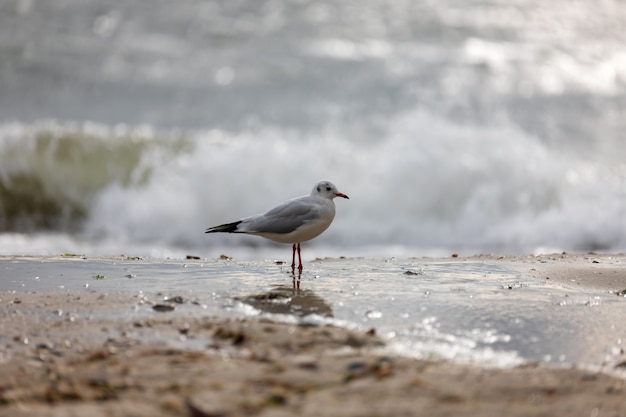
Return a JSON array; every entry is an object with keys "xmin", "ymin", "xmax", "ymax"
[{"xmin": 205, "ymin": 220, "xmax": 242, "ymax": 234}]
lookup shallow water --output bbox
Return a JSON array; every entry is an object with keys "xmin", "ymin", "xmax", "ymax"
[{"xmin": 1, "ymin": 256, "xmax": 624, "ymax": 372}]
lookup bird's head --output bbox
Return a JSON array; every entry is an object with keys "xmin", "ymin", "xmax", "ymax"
[{"xmin": 312, "ymin": 180, "xmax": 349, "ymax": 200}]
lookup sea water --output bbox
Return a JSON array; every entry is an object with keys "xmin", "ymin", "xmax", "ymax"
[{"xmin": 0, "ymin": 0, "xmax": 625, "ymax": 258}]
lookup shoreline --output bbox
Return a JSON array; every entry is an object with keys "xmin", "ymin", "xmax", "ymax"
[
  {"xmin": 1, "ymin": 253, "xmax": 625, "ymax": 416},
  {"xmin": 3, "ymin": 251, "xmax": 626, "ymax": 290}
]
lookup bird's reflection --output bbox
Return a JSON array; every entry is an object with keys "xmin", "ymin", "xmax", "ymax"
[
  {"xmin": 237, "ymin": 271, "xmax": 333, "ymax": 318},
  {"xmin": 291, "ymin": 267, "xmax": 301, "ymax": 290}
]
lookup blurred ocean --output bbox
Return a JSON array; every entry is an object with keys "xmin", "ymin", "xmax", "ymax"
[{"xmin": 1, "ymin": 0, "xmax": 625, "ymax": 258}]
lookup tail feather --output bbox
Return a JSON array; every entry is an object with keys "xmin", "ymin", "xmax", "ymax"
[{"xmin": 205, "ymin": 220, "xmax": 242, "ymax": 234}]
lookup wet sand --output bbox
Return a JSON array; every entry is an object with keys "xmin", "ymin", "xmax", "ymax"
[
  {"xmin": 0, "ymin": 253, "xmax": 625, "ymax": 417},
  {"xmin": 470, "ymin": 252, "xmax": 626, "ymax": 292}
]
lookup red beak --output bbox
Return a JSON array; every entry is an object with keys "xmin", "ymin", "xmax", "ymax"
[{"xmin": 336, "ymin": 192, "xmax": 349, "ymax": 199}]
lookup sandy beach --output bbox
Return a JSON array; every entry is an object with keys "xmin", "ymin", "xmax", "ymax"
[{"xmin": 0, "ymin": 253, "xmax": 625, "ymax": 417}]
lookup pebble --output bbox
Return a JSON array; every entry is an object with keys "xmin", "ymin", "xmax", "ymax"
[{"xmin": 153, "ymin": 304, "xmax": 175, "ymax": 312}]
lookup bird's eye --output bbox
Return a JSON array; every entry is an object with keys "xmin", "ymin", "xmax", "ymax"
[{"xmin": 325, "ymin": 186, "xmax": 331, "ymax": 191}]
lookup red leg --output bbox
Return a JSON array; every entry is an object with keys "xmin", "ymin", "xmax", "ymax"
[
  {"xmin": 291, "ymin": 243, "xmax": 297, "ymax": 271},
  {"xmin": 297, "ymin": 243, "xmax": 303, "ymax": 272}
]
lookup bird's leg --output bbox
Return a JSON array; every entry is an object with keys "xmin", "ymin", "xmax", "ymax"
[
  {"xmin": 291, "ymin": 243, "xmax": 297, "ymax": 272},
  {"xmin": 297, "ymin": 243, "xmax": 303, "ymax": 272}
]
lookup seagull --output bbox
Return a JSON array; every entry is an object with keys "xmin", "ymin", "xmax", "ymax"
[{"xmin": 205, "ymin": 180, "xmax": 349, "ymax": 271}]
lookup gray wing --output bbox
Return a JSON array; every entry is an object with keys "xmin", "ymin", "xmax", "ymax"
[{"xmin": 240, "ymin": 196, "xmax": 320, "ymax": 234}]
